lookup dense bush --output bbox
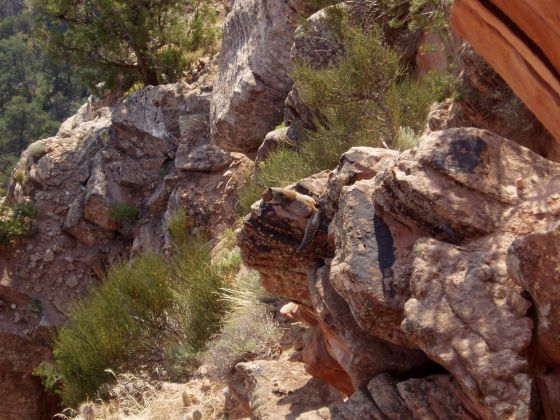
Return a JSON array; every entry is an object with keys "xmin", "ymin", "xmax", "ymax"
[
  {"xmin": 0, "ymin": 201, "xmax": 37, "ymax": 244},
  {"xmin": 109, "ymin": 202, "xmax": 139, "ymax": 222},
  {"xmin": 51, "ymin": 218, "xmax": 239, "ymax": 407},
  {"xmin": 237, "ymin": 16, "xmax": 452, "ymax": 215}
]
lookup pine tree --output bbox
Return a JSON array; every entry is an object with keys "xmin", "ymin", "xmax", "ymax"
[{"xmin": 31, "ymin": 0, "xmax": 218, "ymax": 91}]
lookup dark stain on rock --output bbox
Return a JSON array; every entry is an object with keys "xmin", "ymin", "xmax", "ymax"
[
  {"xmin": 374, "ymin": 213, "xmax": 396, "ymax": 298},
  {"xmin": 433, "ymin": 135, "xmax": 488, "ymax": 173},
  {"xmin": 374, "ymin": 213, "xmax": 395, "ymax": 271}
]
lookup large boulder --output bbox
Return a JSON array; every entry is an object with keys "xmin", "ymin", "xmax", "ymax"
[
  {"xmin": 508, "ymin": 228, "xmax": 560, "ymax": 366},
  {"xmin": 210, "ymin": 0, "xmax": 300, "ymax": 153}
]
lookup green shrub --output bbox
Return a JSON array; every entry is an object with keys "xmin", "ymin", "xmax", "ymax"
[
  {"xmin": 52, "ymin": 223, "xmax": 240, "ymax": 407},
  {"xmin": 167, "ymin": 211, "xmax": 192, "ymax": 248},
  {"xmin": 14, "ymin": 170, "xmax": 26, "ymax": 186},
  {"xmin": 53, "ymin": 253, "xmax": 173, "ymax": 407},
  {"xmin": 26, "ymin": 141, "xmax": 47, "ymax": 158},
  {"xmin": 109, "ymin": 202, "xmax": 139, "ymax": 222},
  {"xmin": 33, "ymin": 362, "xmax": 62, "ymax": 394},
  {"xmin": 0, "ymin": 202, "xmax": 37, "ymax": 245},
  {"xmin": 170, "ymin": 234, "xmax": 239, "ymax": 354},
  {"xmin": 236, "ymin": 16, "xmax": 453, "ymax": 215}
]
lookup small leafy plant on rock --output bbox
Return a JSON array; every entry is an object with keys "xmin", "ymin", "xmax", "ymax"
[
  {"xmin": 0, "ymin": 202, "xmax": 37, "ymax": 245},
  {"xmin": 109, "ymin": 202, "xmax": 139, "ymax": 222}
]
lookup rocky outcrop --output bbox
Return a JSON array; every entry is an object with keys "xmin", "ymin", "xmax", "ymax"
[
  {"xmin": 210, "ymin": 0, "xmax": 301, "ymax": 153},
  {"xmin": 1, "ymin": 69, "xmax": 252, "ymax": 418},
  {"xmin": 451, "ymin": 0, "xmax": 560, "ymax": 143},
  {"xmin": 239, "ymin": 127, "xmax": 560, "ymax": 419},
  {"xmin": 508, "ymin": 230, "xmax": 560, "ymax": 366}
]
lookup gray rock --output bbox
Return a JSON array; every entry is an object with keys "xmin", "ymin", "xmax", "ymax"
[
  {"xmin": 43, "ymin": 249, "xmax": 55, "ymax": 263},
  {"xmin": 65, "ymin": 275, "xmax": 79, "ymax": 289},
  {"xmin": 175, "ymin": 142, "xmax": 232, "ymax": 172},
  {"xmin": 210, "ymin": 0, "xmax": 299, "ymax": 152}
]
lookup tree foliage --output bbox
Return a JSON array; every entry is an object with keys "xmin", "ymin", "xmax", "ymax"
[
  {"xmin": 0, "ymin": 5, "xmax": 87, "ymax": 187},
  {"xmin": 31, "ymin": 0, "xmax": 219, "ymax": 91}
]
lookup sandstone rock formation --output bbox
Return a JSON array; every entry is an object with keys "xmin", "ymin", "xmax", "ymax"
[
  {"xmin": 428, "ymin": 44, "xmax": 560, "ymax": 162},
  {"xmin": 3, "ymin": 1, "xmax": 560, "ymax": 418},
  {"xmin": 451, "ymin": 0, "xmax": 560, "ymax": 143},
  {"xmin": 240, "ymin": 127, "xmax": 560, "ymax": 419}
]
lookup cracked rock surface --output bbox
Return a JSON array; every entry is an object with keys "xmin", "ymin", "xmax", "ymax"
[{"xmin": 240, "ymin": 127, "xmax": 560, "ymax": 419}]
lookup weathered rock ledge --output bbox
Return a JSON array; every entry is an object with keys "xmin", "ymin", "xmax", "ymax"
[{"xmin": 239, "ymin": 127, "xmax": 560, "ymax": 419}]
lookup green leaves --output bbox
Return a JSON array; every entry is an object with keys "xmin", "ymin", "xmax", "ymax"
[
  {"xmin": 31, "ymin": 0, "xmax": 219, "ymax": 91},
  {"xmin": 0, "ymin": 202, "xmax": 37, "ymax": 245},
  {"xmin": 0, "ymin": 7, "xmax": 87, "ymax": 188}
]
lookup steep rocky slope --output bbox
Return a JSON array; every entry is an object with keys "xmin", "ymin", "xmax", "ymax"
[
  {"xmin": 1, "ymin": 62, "xmax": 253, "ymax": 418},
  {"xmin": 1, "ymin": 1, "xmax": 559, "ymax": 419}
]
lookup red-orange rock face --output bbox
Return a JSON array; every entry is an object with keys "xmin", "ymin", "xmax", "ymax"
[{"xmin": 451, "ymin": 0, "xmax": 560, "ymax": 143}]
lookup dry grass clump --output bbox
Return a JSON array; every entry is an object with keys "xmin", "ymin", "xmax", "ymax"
[
  {"xmin": 203, "ymin": 268, "xmax": 284, "ymax": 378},
  {"xmin": 61, "ymin": 372, "xmax": 226, "ymax": 420}
]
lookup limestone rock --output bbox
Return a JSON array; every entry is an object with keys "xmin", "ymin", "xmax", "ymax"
[
  {"xmin": 43, "ymin": 249, "xmax": 55, "ymax": 263},
  {"xmin": 112, "ymin": 83, "xmax": 211, "ymax": 158},
  {"xmin": 83, "ymin": 157, "xmax": 121, "ymax": 231},
  {"xmin": 2, "ymin": 74, "xmax": 253, "ymax": 415},
  {"xmin": 175, "ymin": 142, "xmax": 232, "ymax": 172},
  {"xmin": 57, "ymin": 95, "xmax": 106, "ymax": 135},
  {"xmin": 254, "ymin": 127, "xmax": 291, "ymax": 171},
  {"xmin": 210, "ymin": 0, "xmax": 299, "ymax": 152},
  {"xmin": 64, "ymin": 193, "xmax": 115, "ymax": 246},
  {"xmin": 292, "ymin": 7, "xmax": 344, "ymax": 70}
]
